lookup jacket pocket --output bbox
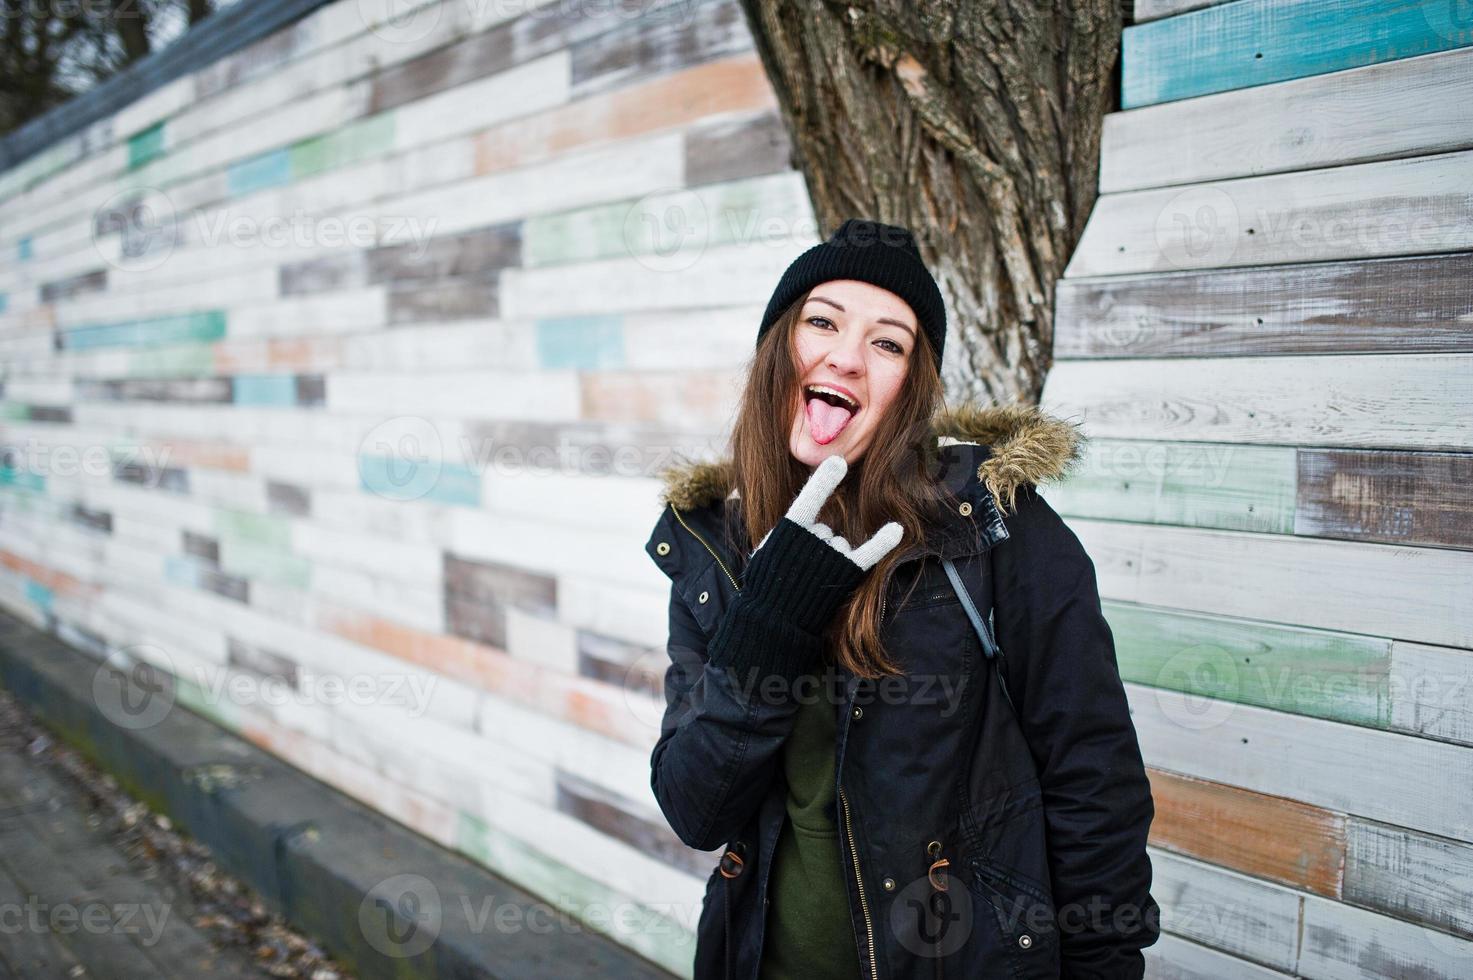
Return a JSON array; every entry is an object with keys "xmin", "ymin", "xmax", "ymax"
[{"xmin": 967, "ymin": 858, "xmax": 1061, "ymax": 980}]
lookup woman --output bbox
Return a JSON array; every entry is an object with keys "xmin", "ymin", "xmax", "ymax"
[{"xmin": 644, "ymin": 219, "xmax": 1159, "ymax": 980}]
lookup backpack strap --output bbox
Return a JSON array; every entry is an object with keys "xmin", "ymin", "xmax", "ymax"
[{"xmin": 940, "ymin": 556, "xmax": 1018, "ymax": 717}]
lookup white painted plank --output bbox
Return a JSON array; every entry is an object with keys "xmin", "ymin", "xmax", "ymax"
[
  {"xmin": 1041, "ymin": 354, "xmax": 1472, "ymax": 451},
  {"xmin": 1390, "ymin": 640, "xmax": 1473, "ymax": 746},
  {"xmin": 1102, "ymin": 47, "xmax": 1473, "ymax": 192},
  {"xmin": 1074, "ymin": 518, "xmax": 1473, "ymax": 649},
  {"xmin": 1144, "ymin": 931, "xmax": 1293, "ymax": 979},
  {"xmin": 1299, "ymin": 891, "xmax": 1473, "ymax": 979},
  {"xmin": 1066, "ymin": 150, "xmax": 1473, "ymax": 276},
  {"xmin": 1147, "ymin": 848, "xmax": 1301, "ymax": 972},
  {"xmin": 1128, "ymin": 682, "xmax": 1473, "ymax": 841}
]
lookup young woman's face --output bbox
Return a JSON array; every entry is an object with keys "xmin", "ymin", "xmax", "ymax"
[{"xmin": 789, "ymin": 279, "xmax": 916, "ymax": 468}]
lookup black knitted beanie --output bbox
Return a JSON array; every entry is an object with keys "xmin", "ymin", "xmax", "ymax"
[{"xmin": 756, "ymin": 218, "xmax": 947, "ymax": 369}]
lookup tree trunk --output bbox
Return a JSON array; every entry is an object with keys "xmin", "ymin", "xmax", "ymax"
[{"xmin": 735, "ymin": 0, "xmax": 1121, "ymax": 405}]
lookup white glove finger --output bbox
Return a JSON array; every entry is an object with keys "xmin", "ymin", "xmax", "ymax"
[
  {"xmin": 828, "ymin": 535, "xmax": 852, "ymax": 555},
  {"xmin": 809, "ymin": 521, "xmax": 835, "ymax": 541},
  {"xmin": 848, "ymin": 521, "xmax": 904, "ymax": 571},
  {"xmin": 787, "ymin": 455, "xmax": 847, "ymax": 527}
]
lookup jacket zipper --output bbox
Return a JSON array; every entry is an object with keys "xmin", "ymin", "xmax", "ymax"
[
  {"xmin": 839, "ymin": 785, "xmax": 879, "ymax": 980},
  {"xmin": 670, "ymin": 504, "xmax": 740, "ymax": 592}
]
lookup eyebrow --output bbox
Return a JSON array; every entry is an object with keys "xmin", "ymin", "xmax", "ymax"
[{"xmin": 806, "ymin": 295, "xmax": 916, "ymax": 339}]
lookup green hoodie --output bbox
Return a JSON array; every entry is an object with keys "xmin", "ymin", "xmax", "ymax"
[{"xmin": 758, "ymin": 684, "xmax": 861, "ymax": 979}]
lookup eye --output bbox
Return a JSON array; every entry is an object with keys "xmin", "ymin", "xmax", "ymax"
[
  {"xmin": 876, "ymin": 338, "xmax": 904, "ymax": 355},
  {"xmin": 806, "ymin": 316, "xmax": 835, "ymax": 330}
]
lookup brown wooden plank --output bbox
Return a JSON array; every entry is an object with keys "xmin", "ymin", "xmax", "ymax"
[
  {"xmin": 225, "ymin": 637, "xmax": 300, "ymax": 688},
  {"xmin": 368, "ymin": 24, "xmax": 516, "ymax": 114},
  {"xmin": 386, "ymin": 277, "xmax": 498, "ymax": 325},
  {"xmin": 577, "ymin": 630, "xmax": 662, "ymax": 703},
  {"xmin": 265, "ymin": 480, "xmax": 310, "ymax": 517},
  {"xmin": 685, "ymin": 109, "xmax": 792, "ymax": 187},
  {"xmin": 39, "ymin": 268, "xmax": 107, "ymax": 304},
  {"xmin": 569, "ymin": 0, "xmax": 753, "ymax": 98},
  {"xmin": 277, "ymin": 252, "xmax": 366, "ymax": 296},
  {"xmin": 553, "ymin": 768, "xmax": 718, "ymax": 877},
  {"xmin": 1146, "ymin": 767, "xmax": 1346, "ymax": 897},
  {"xmin": 69, "ymin": 504, "xmax": 112, "ymax": 535},
  {"xmin": 367, "ymin": 222, "xmax": 521, "ymax": 283},
  {"xmin": 77, "ymin": 378, "xmax": 233, "ymax": 403},
  {"xmin": 181, "ymin": 530, "xmax": 219, "ymax": 564},
  {"xmin": 1296, "ymin": 449, "xmax": 1473, "ymax": 550},
  {"xmin": 1055, "ymin": 252, "xmax": 1473, "ymax": 358},
  {"xmin": 443, "ymin": 554, "xmax": 557, "ymax": 650},
  {"xmin": 367, "ymin": 0, "xmax": 695, "ymax": 114}
]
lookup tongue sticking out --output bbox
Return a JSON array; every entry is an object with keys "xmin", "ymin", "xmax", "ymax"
[{"xmin": 805, "ymin": 395, "xmax": 856, "ymax": 445}]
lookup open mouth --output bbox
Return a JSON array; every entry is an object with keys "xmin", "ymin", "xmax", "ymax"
[{"xmin": 803, "ymin": 384, "xmax": 860, "ymax": 445}]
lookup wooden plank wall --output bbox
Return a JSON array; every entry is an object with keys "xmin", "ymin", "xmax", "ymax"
[
  {"xmin": 0, "ymin": 0, "xmax": 805, "ymax": 974},
  {"xmin": 1047, "ymin": 1, "xmax": 1473, "ymax": 975}
]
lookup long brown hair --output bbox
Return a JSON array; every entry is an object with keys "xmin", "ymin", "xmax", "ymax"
[{"xmin": 723, "ymin": 287, "xmax": 961, "ymax": 680}]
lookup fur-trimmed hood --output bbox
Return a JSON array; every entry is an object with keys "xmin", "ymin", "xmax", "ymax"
[{"xmin": 656, "ymin": 401, "xmax": 1086, "ymax": 518}]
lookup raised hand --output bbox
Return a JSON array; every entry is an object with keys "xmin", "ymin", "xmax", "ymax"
[{"xmin": 751, "ymin": 455, "xmax": 904, "ymax": 571}]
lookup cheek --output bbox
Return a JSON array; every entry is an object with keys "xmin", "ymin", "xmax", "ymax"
[{"xmin": 864, "ymin": 364, "xmax": 907, "ymax": 419}]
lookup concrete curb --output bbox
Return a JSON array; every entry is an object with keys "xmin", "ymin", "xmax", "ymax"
[{"xmin": 0, "ymin": 611, "xmax": 677, "ymax": 980}]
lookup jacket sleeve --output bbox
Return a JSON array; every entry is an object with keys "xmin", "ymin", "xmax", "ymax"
[
  {"xmin": 649, "ymin": 581, "xmax": 804, "ymax": 852},
  {"xmin": 989, "ymin": 484, "xmax": 1161, "ymax": 980}
]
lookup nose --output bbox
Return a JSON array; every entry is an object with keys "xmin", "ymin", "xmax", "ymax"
[{"xmin": 826, "ymin": 329, "xmax": 865, "ymax": 376}]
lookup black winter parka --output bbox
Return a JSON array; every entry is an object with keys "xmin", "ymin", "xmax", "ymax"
[{"xmin": 643, "ymin": 402, "xmax": 1161, "ymax": 980}]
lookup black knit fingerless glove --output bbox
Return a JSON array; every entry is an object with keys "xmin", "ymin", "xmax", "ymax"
[{"xmin": 706, "ymin": 517, "xmax": 867, "ymax": 686}]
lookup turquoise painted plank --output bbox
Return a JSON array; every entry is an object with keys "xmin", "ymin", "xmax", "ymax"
[
  {"xmin": 58, "ymin": 311, "xmax": 226, "ymax": 350},
  {"xmin": 17, "ymin": 237, "xmax": 31, "ymax": 261},
  {"xmin": 536, "ymin": 316, "xmax": 625, "ymax": 369},
  {"xmin": 358, "ymin": 454, "xmax": 481, "ymax": 507},
  {"xmin": 232, "ymin": 374, "xmax": 299, "ymax": 407},
  {"xmin": 163, "ymin": 555, "xmax": 200, "ymax": 590},
  {"xmin": 227, "ymin": 149, "xmax": 291, "ymax": 197},
  {"xmin": 0, "ymin": 464, "xmax": 45, "ymax": 493},
  {"xmin": 0, "ymin": 292, "xmax": 8, "ymax": 313},
  {"xmin": 128, "ymin": 122, "xmax": 166, "ymax": 170},
  {"xmin": 1122, "ymin": 0, "xmax": 1473, "ymax": 107},
  {"xmin": 23, "ymin": 579, "xmax": 53, "ymax": 612}
]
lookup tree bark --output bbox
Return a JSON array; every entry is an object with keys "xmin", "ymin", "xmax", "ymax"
[{"xmin": 735, "ymin": 0, "xmax": 1121, "ymax": 404}]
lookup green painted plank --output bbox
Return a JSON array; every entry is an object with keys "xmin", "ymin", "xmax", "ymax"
[
  {"xmin": 217, "ymin": 542, "xmax": 310, "ymax": 589},
  {"xmin": 523, "ymin": 171, "xmax": 808, "ymax": 266},
  {"xmin": 1105, "ymin": 600, "xmax": 1392, "ymax": 728},
  {"xmin": 289, "ymin": 113, "xmax": 395, "ymax": 180},
  {"xmin": 215, "ymin": 510, "xmax": 292, "ymax": 550},
  {"xmin": 1041, "ymin": 439, "xmax": 1297, "ymax": 533},
  {"xmin": 1123, "ymin": 0, "xmax": 1473, "ymax": 108},
  {"xmin": 58, "ymin": 311, "xmax": 227, "ymax": 351},
  {"xmin": 127, "ymin": 344, "xmax": 216, "ymax": 378},
  {"xmin": 127, "ymin": 122, "xmax": 166, "ymax": 170},
  {"xmin": 455, "ymin": 811, "xmax": 695, "ymax": 977}
]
